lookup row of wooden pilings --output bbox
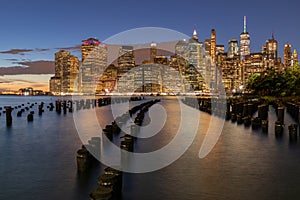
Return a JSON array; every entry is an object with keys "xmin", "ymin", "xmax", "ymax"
[
  {"xmin": 182, "ymin": 96, "xmax": 300, "ymax": 141},
  {"xmin": 76, "ymin": 99, "xmax": 161, "ymax": 200},
  {"xmin": 2, "ymin": 96, "xmax": 144, "ymax": 126},
  {"xmin": 2, "ymin": 102, "xmax": 46, "ymax": 126}
]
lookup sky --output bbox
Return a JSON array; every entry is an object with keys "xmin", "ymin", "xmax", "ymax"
[{"xmin": 0, "ymin": 0, "xmax": 299, "ymax": 91}]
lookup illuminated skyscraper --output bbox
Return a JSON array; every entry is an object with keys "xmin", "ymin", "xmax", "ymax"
[
  {"xmin": 292, "ymin": 49, "xmax": 298, "ymax": 66},
  {"xmin": 80, "ymin": 38, "xmax": 107, "ymax": 94},
  {"xmin": 117, "ymin": 45, "xmax": 135, "ymax": 67},
  {"xmin": 217, "ymin": 53, "xmax": 241, "ymax": 91},
  {"xmin": 81, "ymin": 38, "xmax": 101, "ymax": 62},
  {"xmin": 175, "ymin": 39, "xmax": 187, "ymax": 57},
  {"xmin": 204, "ymin": 39, "xmax": 211, "ymax": 56},
  {"xmin": 210, "ymin": 29, "xmax": 216, "ymax": 64},
  {"xmin": 116, "ymin": 45, "xmax": 135, "ymax": 92},
  {"xmin": 55, "ymin": 50, "xmax": 70, "ymax": 78},
  {"xmin": 216, "ymin": 45, "xmax": 225, "ymax": 55},
  {"xmin": 240, "ymin": 16, "xmax": 250, "ymax": 60},
  {"xmin": 150, "ymin": 42, "xmax": 157, "ymax": 63},
  {"xmin": 49, "ymin": 50, "xmax": 79, "ymax": 94},
  {"xmin": 228, "ymin": 39, "xmax": 239, "ymax": 58},
  {"xmin": 175, "ymin": 28, "xmax": 215, "ymax": 92},
  {"xmin": 62, "ymin": 55, "xmax": 79, "ymax": 93},
  {"xmin": 284, "ymin": 44, "xmax": 292, "ymax": 68},
  {"xmin": 187, "ymin": 28, "xmax": 206, "ymax": 90},
  {"xmin": 262, "ymin": 34, "xmax": 278, "ymax": 68}
]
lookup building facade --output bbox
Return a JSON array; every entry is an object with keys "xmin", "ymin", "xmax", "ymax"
[
  {"xmin": 80, "ymin": 38, "xmax": 107, "ymax": 94},
  {"xmin": 49, "ymin": 50, "xmax": 79, "ymax": 94},
  {"xmin": 240, "ymin": 16, "xmax": 250, "ymax": 60},
  {"xmin": 210, "ymin": 29, "xmax": 216, "ymax": 64},
  {"xmin": 262, "ymin": 34, "xmax": 278, "ymax": 68},
  {"xmin": 228, "ymin": 39, "xmax": 239, "ymax": 58},
  {"xmin": 116, "ymin": 45, "xmax": 135, "ymax": 93}
]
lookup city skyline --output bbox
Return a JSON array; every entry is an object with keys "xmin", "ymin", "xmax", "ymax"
[{"xmin": 0, "ymin": 0, "xmax": 299, "ymax": 91}]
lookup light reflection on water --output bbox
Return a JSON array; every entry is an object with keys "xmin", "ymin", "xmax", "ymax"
[{"xmin": 0, "ymin": 96, "xmax": 300, "ymax": 200}]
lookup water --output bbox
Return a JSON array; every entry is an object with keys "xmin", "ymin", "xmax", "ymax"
[{"xmin": 0, "ymin": 96, "xmax": 300, "ymax": 200}]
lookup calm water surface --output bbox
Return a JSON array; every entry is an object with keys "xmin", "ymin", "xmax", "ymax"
[{"xmin": 0, "ymin": 96, "xmax": 300, "ymax": 200}]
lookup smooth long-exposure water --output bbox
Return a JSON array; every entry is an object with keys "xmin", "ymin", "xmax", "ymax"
[{"xmin": 1, "ymin": 96, "xmax": 300, "ymax": 200}]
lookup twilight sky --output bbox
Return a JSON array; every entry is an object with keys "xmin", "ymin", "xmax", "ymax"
[{"xmin": 0, "ymin": 0, "xmax": 299, "ymax": 91}]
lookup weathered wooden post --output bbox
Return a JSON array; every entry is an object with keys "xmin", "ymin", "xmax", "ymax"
[{"xmin": 5, "ymin": 106, "xmax": 12, "ymax": 126}]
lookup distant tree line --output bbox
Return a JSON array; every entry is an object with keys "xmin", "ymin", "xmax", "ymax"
[{"xmin": 247, "ymin": 65, "xmax": 300, "ymax": 97}]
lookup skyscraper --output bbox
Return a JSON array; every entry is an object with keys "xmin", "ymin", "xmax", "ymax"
[
  {"xmin": 284, "ymin": 44, "xmax": 292, "ymax": 68},
  {"xmin": 216, "ymin": 45, "xmax": 225, "ymax": 55},
  {"xmin": 175, "ymin": 39, "xmax": 187, "ymax": 58},
  {"xmin": 49, "ymin": 50, "xmax": 79, "ymax": 94},
  {"xmin": 204, "ymin": 39, "xmax": 211, "ymax": 56},
  {"xmin": 117, "ymin": 45, "xmax": 135, "ymax": 67},
  {"xmin": 228, "ymin": 39, "xmax": 239, "ymax": 58},
  {"xmin": 80, "ymin": 38, "xmax": 107, "ymax": 94},
  {"xmin": 150, "ymin": 42, "xmax": 157, "ymax": 63},
  {"xmin": 210, "ymin": 29, "xmax": 216, "ymax": 64},
  {"xmin": 117, "ymin": 45, "xmax": 135, "ymax": 92},
  {"xmin": 240, "ymin": 16, "xmax": 250, "ymax": 60},
  {"xmin": 62, "ymin": 55, "xmax": 79, "ymax": 93},
  {"xmin": 187, "ymin": 28, "xmax": 206, "ymax": 90},
  {"xmin": 292, "ymin": 49, "xmax": 298, "ymax": 66},
  {"xmin": 81, "ymin": 38, "xmax": 101, "ymax": 62},
  {"xmin": 262, "ymin": 34, "xmax": 278, "ymax": 68}
]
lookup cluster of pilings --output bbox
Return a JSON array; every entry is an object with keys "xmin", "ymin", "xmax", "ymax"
[
  {"xmin": 76, "ymin": 98, "xmax": 147, "ymax": 173},
  {"xmin": 2, "ymin": 102, "xmax": 46, "ymax": 125},
  {"xmin": 183, "ymin": 96, "xmax": 300, "ymax": 142},
  {"xmin": 86, "ymin": 99, "xmax": 160, "ymax": 200},
  {"xmin": 120, "ymin": 99, "xmax": 161, "ymax": 152},
  {"xmin": 286, "ymin": 101, "xmax": 300, "ymax": 125},
  {"xmin": 75, "ymin": 98, "xmax": 148, "ymax": 168},
  {"xmin": 2, "ymin": 97, "xmax": 144, "ymax": 128},
  {"xmin": 271, "ymin": 102, "xmax": 285, "ymax": 137},
  {"xmin": 284, "ymin": 101, "xmax": 300, "ymax": 142}
]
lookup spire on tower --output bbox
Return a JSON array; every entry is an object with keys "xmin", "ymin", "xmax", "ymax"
[
  {"xmin": 243, "ymin": 16, "xmax": 247, "ymax": 33},
  {"xmin": 193, "ymin": 24, "xmax": 198, "ymax": 40}
]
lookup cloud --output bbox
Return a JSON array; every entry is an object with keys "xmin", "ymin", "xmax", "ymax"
[
  {"xmin": 4, "ymin": 58, "xmax": 19, "ymax": 62},
  {"xmin": 55, "ymin": 45, "xmax": 81, "ymax": 52},
  {"xmin": 0, "ymin": 60, "xmax": 54, "ymax": 76},
  {"xmin": 35, "ymin": 48, "xmax": 50, "ymax": 52},
  {"xmin": 0, "ymin": 48, "xmax": 51, "ymax": 55},
  {"xmin": 0, "ymin": 49, "xmax": 33, "ymax": 55}
]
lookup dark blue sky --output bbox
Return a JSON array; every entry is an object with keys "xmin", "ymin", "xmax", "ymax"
[{"xmin": 0, "ymin": 0, "xmax": 299, "ymax": 55}]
